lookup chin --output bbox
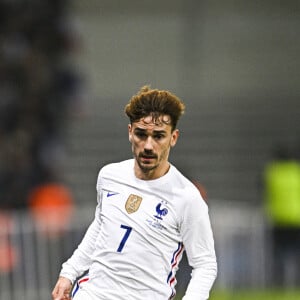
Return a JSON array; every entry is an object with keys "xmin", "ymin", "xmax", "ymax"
[{"xmin": 139, "ymin": 162, "xmax": 156, "ymax": 172}]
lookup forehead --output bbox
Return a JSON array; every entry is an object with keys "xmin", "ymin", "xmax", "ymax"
[{"xmin": 132, "ymin": 115, "xmax": 172, "ymax": 131}]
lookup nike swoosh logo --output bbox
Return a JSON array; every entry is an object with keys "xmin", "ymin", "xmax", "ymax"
[{"xmin": 107, "ymin": 192, "xmax": 119, "ymax": 197}]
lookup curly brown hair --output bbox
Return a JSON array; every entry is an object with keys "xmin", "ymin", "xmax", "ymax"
[{"xmin": 125, "ymin": 85, "xmax": 185, "ymax": 131}]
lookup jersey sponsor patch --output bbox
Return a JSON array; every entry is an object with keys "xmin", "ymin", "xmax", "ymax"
[{"xmin": 125, "ymin": 194, "xmax": 143, "ymax": 214}]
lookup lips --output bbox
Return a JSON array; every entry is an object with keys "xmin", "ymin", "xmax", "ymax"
[
  {"xmin": 140, "ymin": 154, "xmax": 157, "ymax": 163},
  {"xmin": 140, "ymin": 154, "xmax": 157, "ymax": 159},
  {"xmin": 141, "ymin": 158, "xmax": 154, "ymax": 163}
]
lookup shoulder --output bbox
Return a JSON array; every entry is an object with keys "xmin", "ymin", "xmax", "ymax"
[
  {"xmin": 170, "ymin": 166, "xmax": 207, "ymax": 208},
  {"xmin": 99, "ymin": 159, "xmax": 133, "ymax": 176},
  {"xmin": 171, "ymin": 171, "xmax": 209, "ymax": 226},
  {"xmin": 96, "ymin": 159, "xmax": 133, "ymax": 189}
]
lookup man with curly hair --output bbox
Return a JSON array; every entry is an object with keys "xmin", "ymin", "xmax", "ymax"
[{"xmin": 52, "ymin": 86, "xmax": 217, "ymax": 300}]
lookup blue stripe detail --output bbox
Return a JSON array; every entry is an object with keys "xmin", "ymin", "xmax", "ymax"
[
  {"xmin": 167, "ymin": 242, "xmax": 182, "ymax": 283},
  {"xmin": 71, "ymin": 282, "xmax": 79, "ymax": 298}
]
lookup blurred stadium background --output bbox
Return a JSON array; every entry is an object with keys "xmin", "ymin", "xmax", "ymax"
[{"xmin": 0, "ymin": 0, "xmax": 300, "ymax": 299}]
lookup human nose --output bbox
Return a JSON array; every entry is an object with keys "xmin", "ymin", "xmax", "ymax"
[{"xmin": 144, "ymin": 136, "xmax": 154, "ymax": 151}]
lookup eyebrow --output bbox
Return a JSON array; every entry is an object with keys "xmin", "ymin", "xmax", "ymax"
[{"xmin": 134, "ymin": 127, "xmax": 167, "ymax": 134}]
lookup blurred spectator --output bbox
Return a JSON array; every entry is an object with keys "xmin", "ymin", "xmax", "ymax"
[
  {"xmin": 263, "ymin": 144, "xmax": 300, "ymax": 288},
  {"xmin": 28, "ymin": 182, "xmax": 74, "ymax": 238},
  {"xmin": 0, "ymin": 211, "xmax": 19, "ymax": 273},
  {"xmin": 0, "ymin": 0, "xmax": 82, "ymax": 211},
  {"xmin": 0, "ymin": 0, "xmax": 81, "ymax": 274}
]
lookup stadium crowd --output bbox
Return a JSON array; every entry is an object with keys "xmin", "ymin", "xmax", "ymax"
[{"xmin": 0, "ymin": 0, "xmax": 81, "ymax": 210}]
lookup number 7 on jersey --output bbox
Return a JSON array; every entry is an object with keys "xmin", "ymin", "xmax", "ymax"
[{"xmin": 117, "ymin": 225, "xmax": 132, "ymax": 252}]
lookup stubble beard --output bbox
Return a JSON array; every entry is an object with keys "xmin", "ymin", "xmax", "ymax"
[{"xmin": 136, "ymin": 156, "xmax": 158, "ymax": 174}]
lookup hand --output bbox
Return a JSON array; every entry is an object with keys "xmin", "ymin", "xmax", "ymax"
[{"xmin": 52, "ymin": 276, "xmax": 72, "ymax": 300}]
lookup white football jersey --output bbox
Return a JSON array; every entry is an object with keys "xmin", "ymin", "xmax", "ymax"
[{"xmin": 60, "ymin": 159, "xmax": 217, "ymax": 300}]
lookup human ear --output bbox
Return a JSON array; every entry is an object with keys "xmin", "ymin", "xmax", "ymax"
[
  {"xmin": 170, "ymin": 129, "xmax": 179, "ymax": 147},
  {"xmin": 128, "ymin": 124, "xmax": 132, "ymax": 142}
]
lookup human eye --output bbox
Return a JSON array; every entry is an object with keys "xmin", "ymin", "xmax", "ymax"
[
  {"xmin": 153, "ymin": 133, "xmax": 165, "ymax": 140},
  {"xmin": 134, "ymin": 130, "xmax": 147, "ymax": 139}
]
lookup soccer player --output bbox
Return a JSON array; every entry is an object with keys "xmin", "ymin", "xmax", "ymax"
[{"xmin": 52, "ymin": 86, "xmax": 217, "ymax": 300}]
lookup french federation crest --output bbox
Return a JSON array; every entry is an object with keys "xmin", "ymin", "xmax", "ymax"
[
  {"xmin": 154, "ymin": 203, "xmax": 168, "ymax": 220},
  {"xmin": 125, "ymin": 194, "xmax": 143, "ymax": 214}
]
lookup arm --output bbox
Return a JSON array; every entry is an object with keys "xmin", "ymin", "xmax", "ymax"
[
  {"xmin": 181, "ymin": 194, "xmax": 217, "ymax": 300},
  {"xmin": 52, "ymin": 200, "xmax": 102, "ymax": 300},
  {"xmin": 59, "ymin": 203, "xmax": 101, "ymax": 282}
]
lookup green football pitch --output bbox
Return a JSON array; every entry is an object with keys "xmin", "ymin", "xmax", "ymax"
[{"xmin": 175, "ymin": 289, "xmax": 300, "ymax": 300}]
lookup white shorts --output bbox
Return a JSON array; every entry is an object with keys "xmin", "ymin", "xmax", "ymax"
[{"xmin": 72, "ymin": 288, "xmax": 98, "ymax": 300}]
